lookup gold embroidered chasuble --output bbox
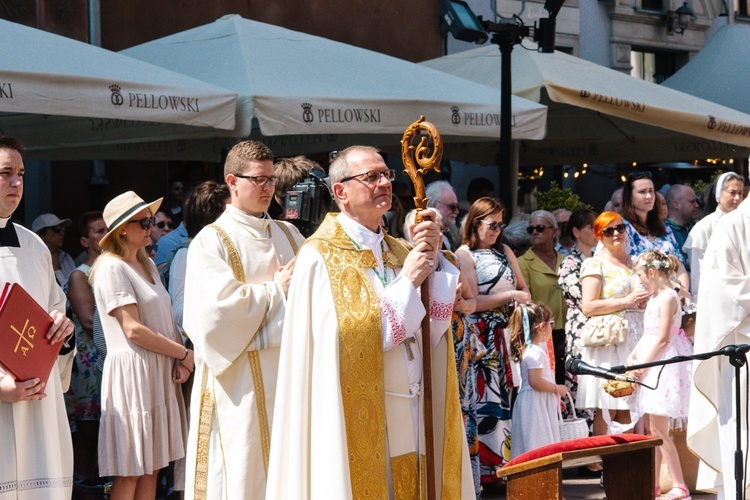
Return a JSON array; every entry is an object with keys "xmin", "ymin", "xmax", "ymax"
[{"xmin": 300, "ymin": 214, "xmax": 469, "ymax": 499}]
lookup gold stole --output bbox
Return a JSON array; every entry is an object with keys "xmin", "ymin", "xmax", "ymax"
[
  {"xmin": 192, "ymin": 220, "xmax": 299, "ymax": 499},
  {"xmin": 307, "ymin": 214, "xmax": 465, "ymax": 499}
]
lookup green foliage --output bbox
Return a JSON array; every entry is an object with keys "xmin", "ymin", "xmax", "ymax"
[
  {"xmin": 534, "ymin": 182, "xmax": 592, "ymax": 212},
  {"xmin": 685, "ymin": 171, "xmax": 722, "ymax": 199}
]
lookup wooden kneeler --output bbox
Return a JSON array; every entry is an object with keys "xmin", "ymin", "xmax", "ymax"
[{"xmin": 497, "ymin": 434, "xmax": 662, "ymax": 499}]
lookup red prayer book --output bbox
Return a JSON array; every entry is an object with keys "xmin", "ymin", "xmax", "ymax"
[{"xmin": 0, "ymin": 282, "xmax": 60, "ymax": 385}]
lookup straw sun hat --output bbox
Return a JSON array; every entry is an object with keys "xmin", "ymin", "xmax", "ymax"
[{"xmin": 100, "ymin": 191, "xmax": 162, "ymax": 247}]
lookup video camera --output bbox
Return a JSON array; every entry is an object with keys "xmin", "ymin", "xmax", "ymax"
[{"xmin": 283, "ymin": 169, "xmax": 334, "ymax": 237}]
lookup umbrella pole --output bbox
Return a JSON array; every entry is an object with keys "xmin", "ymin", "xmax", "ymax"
[{"xmin": 487, "ymin": 21, "xmax": 529, "ymax": 215}]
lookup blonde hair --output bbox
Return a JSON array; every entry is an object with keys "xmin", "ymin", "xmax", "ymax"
[
  {"xmin": 634, "ymin": 250, "xmax": 679, "ymax": 277},
  {"xmin": 89, "ymin": 229, "xmax": 156, "ymax": 285},
  {"xmin": 508, "ymin": 301, "xmax": 552, "ymax": 362}
]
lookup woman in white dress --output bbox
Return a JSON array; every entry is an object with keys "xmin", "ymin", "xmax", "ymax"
[{"xmin": 90, "ymin": 191, "xmax": 191, "ymax": 500}]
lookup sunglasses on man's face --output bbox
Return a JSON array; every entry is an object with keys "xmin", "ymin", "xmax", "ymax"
[
  {"xmin": 526, "ymin": 224, "xmax": 553, "ymax": 234},
  {"xmin": 156, "ymin": 221, "xmax": 173, "ymax": 229},
  {"xmin": 128, "ymin": 216, "xmax": 156, "ymax": 230},
  {"xmin": 601, "ymin": 223, "xmax": 627, "ymax": 237}
]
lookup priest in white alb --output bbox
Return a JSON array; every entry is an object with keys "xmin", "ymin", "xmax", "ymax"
[
  {"xmin": 266, "ymin": 145, "xmax": 474, "ymax": 499},
  {"xmin": 688, "ymin": 195, "xmax": 750, "ymax": 499},
  {"xmin": 183, "ymin": 140, "xmax": 304, "ymax": 499},
  {"xmin": 0, "ymin": 135, "xmax": 76, "ymax": 500}
]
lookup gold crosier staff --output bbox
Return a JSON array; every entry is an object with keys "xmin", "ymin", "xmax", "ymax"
[{"xmin": 400, "ymin": 116, "xmax": 443, "ymax": 500}]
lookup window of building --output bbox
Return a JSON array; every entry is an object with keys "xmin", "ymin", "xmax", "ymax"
[
  {"xmin": 631, "ymin": 48, "xmax": 687, "ymax": 83},
  {"xmin": 641, "ymin": 0, "xmax": 663, "ymax": 11},
  {"xmin": 631, "ymin": 51, "xmax": 656, "ymax": 83},
  {"xmin": 738, "ymin": 0, "xmax": 749, "ymax": 17}
]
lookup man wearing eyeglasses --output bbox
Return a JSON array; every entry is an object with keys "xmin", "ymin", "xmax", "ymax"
[
  {"xmin": 32, "ymin": 213, "xmax": 76, "ymax": 288},
  {"xmin": 426, "ymin": 180, "xmax": 461, "ymax": 251},
  {"xmin": 267, "ymin": 146, "xmax": 474, "ymax": 499},
  {"xmin": 182, "ymin": 140, "xmax": 305, "ymax": 499}
]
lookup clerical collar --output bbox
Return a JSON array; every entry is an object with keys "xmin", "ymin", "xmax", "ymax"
[
  {"xmin": 227, "ymin": 205, "xmax": 270, "ymax": 230},
  {"xmin": 0, "ymin": 216, "xmax": 19, "ymax": 247},
  {"xmin": 336, "ymin": 213, "xmax": 384, "ymax": 254}
]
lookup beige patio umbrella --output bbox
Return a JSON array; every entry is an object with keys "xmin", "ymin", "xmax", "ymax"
[
  {"xmin": 422, "ymin": 44, "xmax": 750, "ymax": 166},
  {"xmin": 28, "ymin": 15, "xmax": 548, "ymax": 161},
  {"xmin": 0, "ymin": 18, "xmax": 238, "ymax": 150}
]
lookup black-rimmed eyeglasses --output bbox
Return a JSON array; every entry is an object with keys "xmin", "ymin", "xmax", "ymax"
[
  {"xmin": 128, "ymin": 217, "xmax": 155, "ymax": 230},
  {"xmin": 340, "ymin": 169, "xmax": 396, "ymax": 185},
  {"xmin": 601, "ymin": 223, "xmax": 627, "ymax": 237},
  {"xmin": 235, "ymin": 174, "xmax": 279, "ymax": 187}
]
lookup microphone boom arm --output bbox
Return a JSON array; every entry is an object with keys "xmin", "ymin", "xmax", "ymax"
[{"xmin": 610, "ymin": 344, "xmax": 750, "ymax": 374}]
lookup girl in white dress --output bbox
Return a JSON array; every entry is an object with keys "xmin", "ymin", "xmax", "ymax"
[
  {"xmin": 508, "ymin": 302, "xmax": 567, "ymax": 459},
  {"xmin": 628, "ymin": 250, "xmax": 692, "ymax": 500}
]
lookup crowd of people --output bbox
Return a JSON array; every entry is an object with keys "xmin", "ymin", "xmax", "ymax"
[{"xmin": 2, "ymin": 131, "xmax": 749, "ymax": 500}]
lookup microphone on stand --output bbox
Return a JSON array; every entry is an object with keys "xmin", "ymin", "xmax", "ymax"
[{"xmin": 565, "ymin": 357, "xmax": 637, "ymax": 383}]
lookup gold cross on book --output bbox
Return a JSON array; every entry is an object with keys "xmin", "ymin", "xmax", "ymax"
[{"xmin": 12, "ymin": 319, "xmax": 35, "ymax": 356}]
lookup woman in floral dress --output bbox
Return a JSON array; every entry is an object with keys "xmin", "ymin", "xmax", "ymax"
[
  {"xmin": 65, "ymin": 211, "xmax": 106, "ymax": 485},
  {"xmin": 577, "ymin": 212, "xmax": 649, "ymax": 436},
  {"xmin": 456, "ymin": 197, "xmax": 530, "ymax": 485},
  {"xmin": 618, "ymin": 172, "xmax": 689, "ymax": 292},
  {"xmin": 557, "ymin": 208, "xmax": 597, "ymax": 425}
]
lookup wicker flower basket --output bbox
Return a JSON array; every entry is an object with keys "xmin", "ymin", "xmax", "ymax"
[{"xmin": 558, "ymin": 393, "xmax": 589, "ymax": 442}]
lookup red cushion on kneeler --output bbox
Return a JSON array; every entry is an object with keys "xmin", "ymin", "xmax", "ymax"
[{"xmin": 501, "ymin": 434, "xmax": 652, "ymax": 469}]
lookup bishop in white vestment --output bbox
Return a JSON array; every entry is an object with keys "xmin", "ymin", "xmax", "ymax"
[
  {"xmin": 266, "ymin": 146, "xmax": 474, "ymax": 499},
  {"xmin": 688, "ymin": 196, "xmax": 750, "ymax": 499},
  {"xmin": 182, "ymin": 141, "xmax": 304, "ymax": 500}
]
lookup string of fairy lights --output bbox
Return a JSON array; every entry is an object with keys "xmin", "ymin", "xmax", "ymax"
[{"xmin": 516, "ymin": 158, "xmax": 736, "ymax": 182}]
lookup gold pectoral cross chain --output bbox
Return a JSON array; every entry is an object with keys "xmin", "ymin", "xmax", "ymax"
[{"xmin": 402, "ymin": 336, "xmax": 417, "ymax": 361}]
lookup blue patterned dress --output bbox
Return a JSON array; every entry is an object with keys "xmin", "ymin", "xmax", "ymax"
[
  {"xmin": 623, "ymin": 219, "xmax": 685, "ymax": 263},
  {"xmin": 64, "ymin": 263, "xmax": 102, "ymax": 423}
]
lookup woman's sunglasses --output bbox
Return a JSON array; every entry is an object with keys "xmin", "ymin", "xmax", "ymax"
[
  {"xmin": 628, "ymin": 171, "xmax": 652, "ymax": 180},
  {"xmin": 479, "ymin": 220, "xmax": 505, "ymax": 231},
  {"xmin": 128, "ymin": 216, "xmax": 156, "ymax": 230},
  {"xmin": 601, "ymin": 223, "xmax": 626, "ymax": 237},
  {"xmin": 526, "ymin": 224, "xmax": 553, "ymax": 234}
]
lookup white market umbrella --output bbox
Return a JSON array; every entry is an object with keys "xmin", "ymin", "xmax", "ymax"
[
  {"xmin": 422, "ymin": 44, "xmax": 750, "ymax": 166},
  {"xmin": 84, "ymin": 14, "xmax": 545, "ymax": 161},
  {"xmin": 0, "ymin": 18, "xmax": 237, "ymax": 150}
]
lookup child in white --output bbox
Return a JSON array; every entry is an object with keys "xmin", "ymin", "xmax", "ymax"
[
  {"xmin": 628, "ymin": 250, "xmax": 693, "ymax": 500},
  {"xmin": 509, "ymin": 302, "xmax": 567, "ymax": 459}
]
